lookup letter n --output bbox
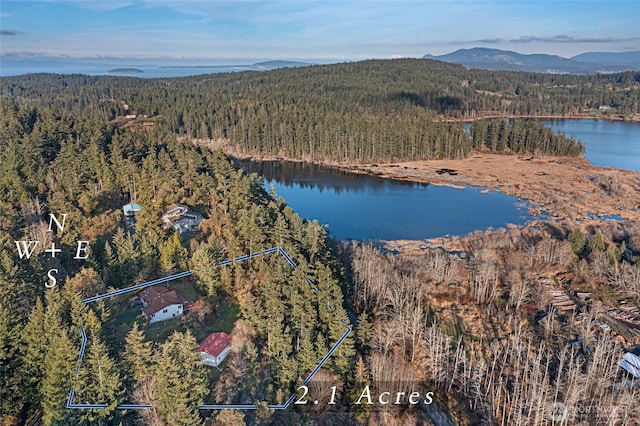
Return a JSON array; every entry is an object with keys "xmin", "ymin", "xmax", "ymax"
[{"xmin": 47, "ymin": 213, "xmax": 68, "ymax": 233}]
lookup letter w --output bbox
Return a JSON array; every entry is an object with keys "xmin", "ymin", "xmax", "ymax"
[{"xmin": 15, "ymin": 241, "xmax": 40, "ymax": 259}]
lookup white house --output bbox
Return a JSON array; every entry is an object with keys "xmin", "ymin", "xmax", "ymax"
[
  {"xmin": 161, "ymin": 204, "xmax": 203, "ymax": 235},
  {"xmin": 199, "ymin": 332, "xmax": 232, "ymax": 367},
  {"xmin": 139, "ymin": 285, "xmax": 191, "ymax": 324}
]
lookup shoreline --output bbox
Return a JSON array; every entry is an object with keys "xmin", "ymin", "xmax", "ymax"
[
  {"xmin": 208, "ymin": 146, "xmax": 640, "ymax": 214},
  {"xmin": 193, "ymin": 138, "xmax": 640, "ymax": 251},
  {"xmin": 441, "ymin": 113, "xmax": 640, "ymax": 123}
]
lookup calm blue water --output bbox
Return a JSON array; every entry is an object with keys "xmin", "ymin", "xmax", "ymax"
[
  {"xmin": 0, "ymin": 61, "xmax": 260, "ymax": 78},
  {"xmin": 540, "ymin": 120, "xmax": 640, "ymax": 171},
  {"xmin": 242, "ymin": 161, "xmax": 530, "ymax": 241},
  {"xmin": 0, "ymin": 57, "xmax": 321, "ymax": 78}
]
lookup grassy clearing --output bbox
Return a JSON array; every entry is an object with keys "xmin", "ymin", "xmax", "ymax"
[
  {"xmin": 190, "ymin": 296, "xmax": 240, "ymax": 343},
  {"xmin": 145, "ymin": 316, "xmax": 183, "ymax": 343},
  {"xmin": 172, "ymin": 279, "xmax": 203, "ymax": 303}
]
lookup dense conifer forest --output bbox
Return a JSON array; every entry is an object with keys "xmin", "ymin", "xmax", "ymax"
[
  {"xmin": 2, "ymin": 59, "xmax": 637, "ymax": 162},
  {"xmin": 0, "ymin": 102, "xmax": 353, "ymax": 425}
]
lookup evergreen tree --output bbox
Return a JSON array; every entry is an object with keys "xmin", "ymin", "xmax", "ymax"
[
  {"xmin": 160, "ymin": 231, "xmax": 188, "ymax": 273},
  {"xmin": 191, "ymin": 237, "xmax": 224, "ymax": 298},
  {"xmin": 75, "ymin": 337, "xmax": 124, "ymax": 424},
  {"xmin": 0, "ymin": 300, "xmax": 24, "ymax": 420},
  {"xmin": 20, "ymin": 298, "xmax": 47, "ymax": 408},
  {"xmin": 155, "ymin": 331, "xmax": 207, "ymax": 426},
  {"xmin": 350, "ymin": 356, "xmax": 372, "ymax": 422},
  {"xmin": 296, "ymin": 331, "xmax": 319, "ymax": 374},
  {"xmin": 40, "ymin": 329, "xmax": 76, "ymax": 426},
  {"xmin": 568, "ymin": 228, "xmax": 586, "ymax": 255},
  {"xmin": 112, "ymin": 227, "xmax": 139, "ymax": 283},
  {"xmin": 589, "ymin": 232, "xmax": 606, "ymax": 253},
  {"xmin": 122, "ymin": 322, "xmax": 154, "ymax": 384},
  {"xmin": 213, "ymin": 409, "xmax": 247, "ymax": 426}
]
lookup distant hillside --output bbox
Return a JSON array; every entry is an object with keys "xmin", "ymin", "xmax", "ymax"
[
  {"xmin": 5, "ymin": 59, "xmax": 637, "ymax": 163},
  {"xmin": 252, "ymin": 60, "xmax": 313, "ymax": 70},
  {"xmin": 571, "ymin": 51, "xmax": 640, "ymax": 67},
  {"xmin": 424, "ymin": 48, "xmax": 640, "ymax": 74}
]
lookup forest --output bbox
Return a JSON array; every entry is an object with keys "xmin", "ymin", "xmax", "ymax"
[
  {"xmin": 0, "ymin": 102, "xmax": 353, "ymax": 425},
  {"xmin": 1, "ymin": 59, "xmax": 637, "ymax": 162},
  {"xmin": 1, "ymin": 60, "xmax": 640, "ymax": 426}
]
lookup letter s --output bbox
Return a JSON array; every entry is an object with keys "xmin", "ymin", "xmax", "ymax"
[
  {"xmin": 46, "ymin": 269, "xmax": 58, "ymax": 288},
  {"xmin": 424, "ymin": 392, "xmax": 434, "ymax": 405}
]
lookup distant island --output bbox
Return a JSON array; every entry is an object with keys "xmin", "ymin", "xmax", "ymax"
[
  {"xmin": 252, "ymin": 60, "xmax": 313, "ymax": 69},
  {"xmin": 160, "ymin": 60, "xmax": 313, "ymax": 71},
  {"xmin": 107, "ymin": 68, "xmax": 144, "ymax": 74}
]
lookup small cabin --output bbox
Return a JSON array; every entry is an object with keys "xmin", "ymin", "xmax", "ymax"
[
  {"xmin": 199, "ymin": 332, "xmax": 232, "ymax": 367},
  {"xmin": 123, "ymin": 203, "xmax": 141, "ymax": 217}
]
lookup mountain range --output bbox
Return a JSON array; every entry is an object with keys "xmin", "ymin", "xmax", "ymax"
[{"xmin": 423, "ymin": 48, "xmax": 640, "ymax": 74}]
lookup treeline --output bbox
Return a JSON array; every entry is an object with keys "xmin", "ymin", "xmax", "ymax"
[
  {"xmin": 470, "ymin": 118, "xmax": 585, "ymax": 156},
  {"xmin": 1, "ymin": 59, "xmax": 637, "ymax": 162},
  {"xmin": 0, "ymin": 102, "xmax": 353, "ymax": 425}
]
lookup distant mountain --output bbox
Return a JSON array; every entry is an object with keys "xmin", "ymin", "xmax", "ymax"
[
  {"xmin": 423, "ymin": 48, "xmax": 640, "ymax": 74},
  {"xmin": 252, "ymin": 60, "xmax": 313, "ymax": 70},
  {"xmin": 571, "ymin": 51, "xmax": 640, "ymax": 68}
]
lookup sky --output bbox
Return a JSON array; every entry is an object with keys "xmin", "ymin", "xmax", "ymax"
[{"xmin": 1, "ymin": 0, "xmax": 639, "ymax": 63}]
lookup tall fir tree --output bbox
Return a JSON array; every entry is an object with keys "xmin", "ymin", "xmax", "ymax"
[
  {"xmin": 40, "ymin": 329, "xmax": 76, "ymax": 426},
  {"xmin": 20, "ymin": 298, "xmax": 47, "ymax": 409},
  {"xmin": 75, "ymin": 336, "xmax": 124, "ymax": 425},
  {"xmin": 160, "ymin": 231, "xmax": 188, "ymax": 273},
  {"xmin": 0, "ymin": 300, "xmax": 24, "ymax": 420},
  {"xmin": 122, "ymin": 322, "xmax": 154, "ymax": 384},
  {"xmin": 155, "ymin": 331, "xmax": 208, "ymax": 426}
]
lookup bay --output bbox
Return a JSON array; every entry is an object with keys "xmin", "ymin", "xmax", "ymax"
[{"xmin": 540, "ymin": 119, "xmax": 640, "ymax": 171}]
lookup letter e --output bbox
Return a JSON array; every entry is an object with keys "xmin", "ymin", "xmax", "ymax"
[
  {"xmin": 409, "ymin": 391, "xmax": 421, "ymax": 405},
  {"xmin": 74, "ymin": 241, "xmax": 90, "ymax": 259}
]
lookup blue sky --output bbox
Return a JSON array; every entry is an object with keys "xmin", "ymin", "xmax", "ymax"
[{"xmin": 1, "ymin": 1, "xmax": 639, "ymax": 62}]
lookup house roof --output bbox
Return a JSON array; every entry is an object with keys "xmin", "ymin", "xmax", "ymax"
[
  {"xmin": 123, "ymin": 203, "xmax": 141, "ymax": 214},
  {"xmin": 140, "ymin": 285, "xmax": 191, "ymax": 316},
  {"xmin": 163, "ymin": 204, "xmax": 189, "ymax": 220},
  {"xmin": 199, "ymin": 332, "xmax": 231, "ymax": 357}
]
